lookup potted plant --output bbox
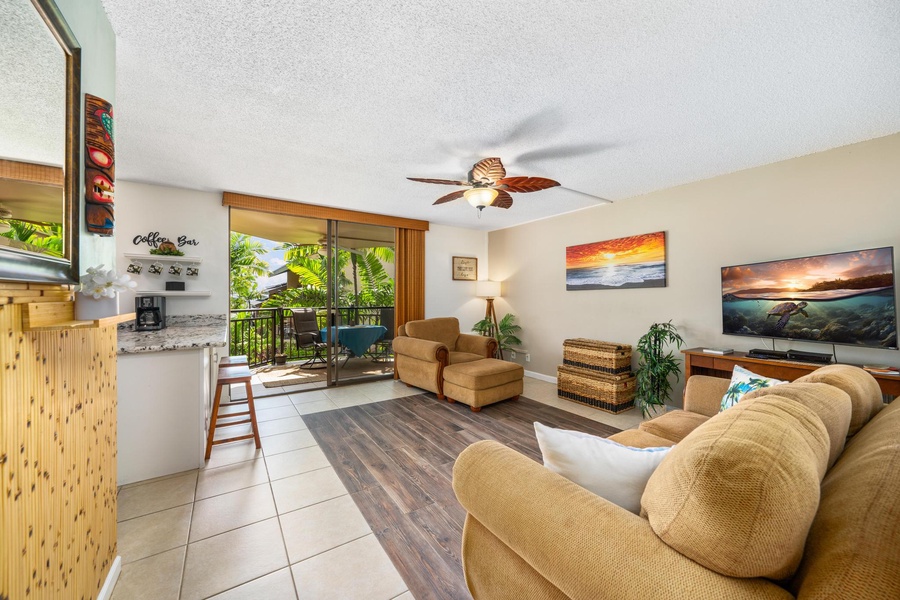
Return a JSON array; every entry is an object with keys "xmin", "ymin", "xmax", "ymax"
[
  {"xmin": 473, "ymin": 313, "xmax": 522, "ymax": 359},
  {"xmin": 634, "ymin": 320, "xmax": 685, "ymax": 418}
]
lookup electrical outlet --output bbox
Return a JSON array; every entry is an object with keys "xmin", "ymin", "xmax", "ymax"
[
  {"xmin": 525, "ymin": 353, "xmax": 531, "ymax": 362},
  {"xmin": 510, "ymin": 351, "xmax": 516, "ymax": 359}
]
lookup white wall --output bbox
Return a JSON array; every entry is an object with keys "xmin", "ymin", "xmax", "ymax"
[
  {"xmin": 425, "ymin": 223, "xmax": 489, "ymax": 331},
  {"xmin": 489, "ymin": 133, "xmax": 900, "ymax": 402},
  {"xmin": 57, "ymin": 0, "xmax": 118, "ymax": 269},
  {"xmin": 114, "ymin": 191, "xmax": 486, "ymax": 321},
  {"xmin": 115, "ymin": 181, "xmax": 229, "ymax": 316}
]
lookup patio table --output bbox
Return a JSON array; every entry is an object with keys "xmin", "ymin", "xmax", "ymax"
[{"xmin": 320, "ymin": 325, "xmax": 387, "ymax": 358}]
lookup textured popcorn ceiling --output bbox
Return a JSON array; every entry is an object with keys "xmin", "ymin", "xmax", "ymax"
[
  {"xmin": 0, "ymin": 0, "xmax": 66, "ymax": 166},
  {"xmin": 101, "ymin": 0, "xmax": 900, "ymax": 231}
]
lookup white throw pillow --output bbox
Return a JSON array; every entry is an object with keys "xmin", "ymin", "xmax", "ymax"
[
  {"xmin": 533, "ymin": 422, "xmax": 672, "ymax": 513},
  {"xmin": 719, "ymin": 364, "xmax": 787, "ymax": 412}
]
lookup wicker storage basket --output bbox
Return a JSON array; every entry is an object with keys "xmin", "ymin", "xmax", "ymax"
[
  {"xmin": 557, "ymin": 364, "xmax": 635, "ymax": 414},
  {"xmin": 562, "ymin": 338, "xmax": 632, "ymax": 375}
]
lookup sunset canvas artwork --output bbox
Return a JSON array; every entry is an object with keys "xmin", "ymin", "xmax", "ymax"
[
  {"xmin": 721, "ymin": 246, "xmax": 897, "ymax": 348},
  {"xmin": 566, "ymin": 231, "xmax": 667, "ymax": 290}
]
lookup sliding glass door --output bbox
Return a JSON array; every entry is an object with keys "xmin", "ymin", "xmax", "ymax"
[
  {"xmin": 228, "ymin": 209, "xmax": 395, "ymax": 390},
  {"xmin": 323, "ymin": 220, "xmax": 396, "ymax": 386}
]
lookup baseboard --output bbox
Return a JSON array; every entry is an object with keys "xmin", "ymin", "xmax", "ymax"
[
  {"xmin": 97, "ymin": 555, "xmax": 122, "ymax": 600},
  {"xmin": 525, "ymin": 370, "xmax": 557, "ymax": 384}
]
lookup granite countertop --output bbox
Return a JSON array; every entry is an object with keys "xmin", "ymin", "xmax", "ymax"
[{"xmin": 117, "ymin": 314, "xmax": 228, "ymax": 354}]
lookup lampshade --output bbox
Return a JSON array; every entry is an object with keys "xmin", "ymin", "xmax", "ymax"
[
  {"xmin": 464, "ymin": 187, "xmax": 498, "ymax": 208},
  {"xmin": 476, "ymin": 280, "xmax": 501, "ymax": 298}
]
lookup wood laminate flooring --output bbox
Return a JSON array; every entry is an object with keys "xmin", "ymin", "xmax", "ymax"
[{"xmin": 303, "ymin": 393, "xmax": 620, "ymax": 600}]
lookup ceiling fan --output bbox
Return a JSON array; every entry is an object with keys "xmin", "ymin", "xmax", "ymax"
[{"xmin": 407, "ymin": 157, "xmax": 560, "ymax": 215}]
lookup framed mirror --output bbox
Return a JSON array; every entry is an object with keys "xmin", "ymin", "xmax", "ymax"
[{"xmin": 0, "ymin": 0, "xmax": 81, "ymax": 283}]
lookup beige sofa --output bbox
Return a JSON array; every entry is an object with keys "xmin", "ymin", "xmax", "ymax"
[
  {"xmin": 392, "ymin": 317, "xmax": 497, "ymax": 399},
  {"xmin": 453, "ymin": 365, "xmax": 900, "ymax": 599}
]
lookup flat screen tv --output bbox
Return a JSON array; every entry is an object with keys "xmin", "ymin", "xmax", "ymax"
[{"xmin": 721, "ymin": 247, "xmax": 897, "ymax": 350}]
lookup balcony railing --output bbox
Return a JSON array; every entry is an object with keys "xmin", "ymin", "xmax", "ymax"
[{"xmin": 229, "ymin": 306, "xmax": 394, "ymax": 368}]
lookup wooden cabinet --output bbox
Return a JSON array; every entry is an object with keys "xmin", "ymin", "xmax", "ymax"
[{"xmin": 682, "ymin": 348, "xmax": 900, "ymax": 398}]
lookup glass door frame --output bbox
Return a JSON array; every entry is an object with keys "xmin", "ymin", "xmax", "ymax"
[{"xmin": 322, "ymin": 219, "xmax": 395, "ymax": 387}]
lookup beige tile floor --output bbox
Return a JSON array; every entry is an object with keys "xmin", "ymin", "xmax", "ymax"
[{"xmin": 112, "ymin": 374, "xmax": 644, "ymax": 599}]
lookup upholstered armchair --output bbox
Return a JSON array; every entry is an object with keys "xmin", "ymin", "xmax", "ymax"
[{"xmin": 392, "ymin": 317, "xmax": 497, "ymax": 398}]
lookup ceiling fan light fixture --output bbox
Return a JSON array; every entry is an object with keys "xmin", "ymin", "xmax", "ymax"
[{"xmin": 464, "ymin": 187, "xmax": 498, "ymax": 209}]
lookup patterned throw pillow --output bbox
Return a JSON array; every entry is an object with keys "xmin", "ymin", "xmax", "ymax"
[{"xmin": 720, "ymin": 365, "xmax": 786, "ymax": 411}]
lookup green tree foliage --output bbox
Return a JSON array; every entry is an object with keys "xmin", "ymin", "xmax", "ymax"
[
  {"xmin": 271, "ymin": 243, "xmax": 395, "ymax": 309},
  {"xmin": 0, "ymin": 220, "xmax": 63, "ymax": 257},
  {"xmin": 230, "ymin": 233, "xmax": 269, "ymax": 309}
]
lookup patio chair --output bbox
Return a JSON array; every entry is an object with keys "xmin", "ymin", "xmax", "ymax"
[
  {"xmin": 373, "ymin": 307, "xmax": 395, "ymax": 362},
  {"xmin": 290, "ymin": 308, "xmax": 328, "ymax": 368}
]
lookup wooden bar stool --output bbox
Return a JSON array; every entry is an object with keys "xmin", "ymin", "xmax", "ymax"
[
  {"xmin": 219, "ymin": 355, "xmax": 248, "ymax": 367},
  {"xmin": 219, "ymin": 356, "xmax": 250, "ymax": 406},
  {"xmin": 205, "ymin": 365, "xmax": 261, "ymax": 460}
]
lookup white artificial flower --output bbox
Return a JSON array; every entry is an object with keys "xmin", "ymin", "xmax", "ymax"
[{"xmin": 78, "ymin": 264, "xmax": 137, "ymax": 298}]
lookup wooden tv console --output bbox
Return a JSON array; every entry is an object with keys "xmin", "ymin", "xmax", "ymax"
[{"xmin": 682, "ymin": 348, "xmax": 900, "ymax": 399}]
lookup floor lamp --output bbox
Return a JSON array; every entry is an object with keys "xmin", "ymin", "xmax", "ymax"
[{"xmin": 476, "ymin": 280, "xmax": 503, "ymax": 360}]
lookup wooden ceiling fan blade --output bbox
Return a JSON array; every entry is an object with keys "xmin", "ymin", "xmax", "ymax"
[
  {"xmin": 470, "ymin": 157, "xmax": 506, "ymax": 185},
  {"xmin": 496, "ymin": 176, "xmax": 560, "ymax": 193},
  {"xmin": 433, "ymin": 190, "xmax": 466, "ymax": 205},
  {"xmin": 490, "ymin": 190, "xmax": 513, "ymax": 209},
  {"xmin": 407, "ymin": 177, "xmax": 469, "ymax": 185}
]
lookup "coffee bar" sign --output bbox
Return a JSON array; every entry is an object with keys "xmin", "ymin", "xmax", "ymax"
[{"xmin": 133, "ymin": 231, "xmax": 199, "ymax": 248}]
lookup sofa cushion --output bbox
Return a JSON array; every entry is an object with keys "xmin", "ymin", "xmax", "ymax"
[
  {"xmin": 642, "ymin": 395, "xmax": 830, "ymax": 579},
  {"xmin": 794, "ymin": 364, "xmax": 883, "ymax": 436},
  {"xmin": 448, "ymin": 351, "xmax": 483, "ymax": 365},
  {"xmin": 741, "ymin": 382, "xmax": 851, "ymax": 468},
  {"xmin": 720, "ymin": 365, "xmax": 786, "ymax": 411},
  {"xmin": 638, "ymin": 410, "xmax": 709, "ymax": 443},
  {"xmin": 535, "ymin": 422, "xmax": 672, "ymax": 513},
  {"xmin": 682, "ymin": 375, "xmax": 731, "ymax": 417},
  {"xmin": 608, "ymin": 428, "xmax": 676, "ymax": 448},
  {"xmin": 790, "ymin": 398, "xmax": 900, "ymax": 598},
  {"xmin": 404, "ymin": 317, "xmax": 460, "ymax": 351}
]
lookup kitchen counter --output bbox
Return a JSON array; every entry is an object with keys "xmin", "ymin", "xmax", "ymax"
[
  {"xmin": 116, "ymin": 313, "xmax": 228, "ymax": 484},
  {"xmin": 117, "ymin": 313, "xmax": 227, "ymax": 354}
]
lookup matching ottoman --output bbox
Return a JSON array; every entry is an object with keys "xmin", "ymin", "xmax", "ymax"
[{"xmin": 443, "ymin": 358, "xmax": 524, "ymax": 412}]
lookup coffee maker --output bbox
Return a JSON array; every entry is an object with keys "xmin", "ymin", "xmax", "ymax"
[{"xmin": 135, "ymin": 296, "xmax": 166, "ymax": 331}]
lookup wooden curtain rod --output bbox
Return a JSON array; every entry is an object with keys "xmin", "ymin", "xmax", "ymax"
[{"xmin": 222, "ymin": 191, "xmax": 429, "ymax": 231}]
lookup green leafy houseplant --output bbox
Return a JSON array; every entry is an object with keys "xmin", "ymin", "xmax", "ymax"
[
  {"xmin": 149, "ymin": 246, "xmax": 184, "ymax": 256},
  {"xmin": 634, "ymin": 320, "xmax": 685, "ymax": 418},
  {"xmin": 473, "ymin": 313, "xmax": 522, "ymax": 356}
]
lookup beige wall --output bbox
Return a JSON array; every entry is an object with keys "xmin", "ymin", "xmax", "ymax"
[
  {"xmin": 425, "ymin": 223, "xmax": 489, "ymax": 330},
  {"xmin": 489, "ymin": 133, "xmax": 900, "ymax": 399}
]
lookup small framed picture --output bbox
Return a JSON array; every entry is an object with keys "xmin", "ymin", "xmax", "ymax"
[{"xmin": 452, "ymin": 256, "xmax": 478, "ymax": 281}]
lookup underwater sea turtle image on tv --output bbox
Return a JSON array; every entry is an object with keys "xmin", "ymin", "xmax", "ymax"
[{"xmin": 721, "ymin": 247, "xmax": 897, "ymax": 349}]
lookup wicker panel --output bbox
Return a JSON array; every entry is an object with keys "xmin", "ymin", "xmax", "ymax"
[
  {"xmin": 0, "ymin": 158, "xmax": 64, "ymax": 186},
  {"xmin": 562, "ymin": 338, "xmax": 632, "ymax": 375},
  {"xmin": 1, "ymin": 283, "xmax": 117, "ymax": 599},
  {"xmin": 557, "ymin": 364, "xmax": 635, "ymax": 414}
]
